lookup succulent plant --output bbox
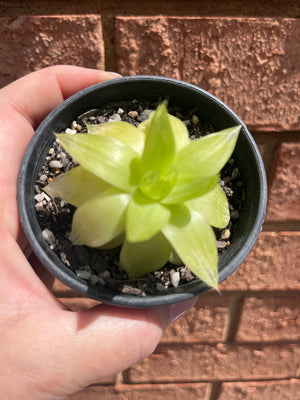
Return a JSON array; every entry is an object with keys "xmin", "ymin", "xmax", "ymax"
[{"xmin": 45, "ymin": 103, "xmax": 240, "ymax": 289}]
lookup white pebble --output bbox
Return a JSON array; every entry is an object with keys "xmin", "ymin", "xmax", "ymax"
[
  {"xmin": 59, "ymin": 152, "xmax": 67, "ymax": 159},
  {"xmin": 171, "ymin": 271, "xmax": 180, "ymax": 287},
  {"xmin": 39, "ymin": 174, "xmax": 48, "ymax": 182},
  {"xmin": 61, "ymin": 158, "xmax": 69, "ymax": 168},
  {"xmin": 65, "ymin": 128, "xmax": 76, "ymax": 135},
  {"xmin": 221, "ymin": 229, "xmax": 231, "ymax": 240},
  {"xmin": 42, "ymin": 228, "xmax": 56, "ymax": 245},
  {"xmin": 191, "ymin": 114, "xmax": 199, "ymax": 125},
  {"xmin": 217, "ymin": 240, "xmax": 228, "ymax": 249},
  {"xmin": 77, "ymin": 270, "xmax": 91, "ymax": 280},
  {"xmin": 71, "ymin": 121, "xmax": 77, "ymax": 130},
  {"xmin": 34, "ymin": 193, "xmax": 44, "ymax": 202},
  {"xmin": 117, "ymin": 108, "xmax": 124, "ymax": 114},
  {"xmin": 43, "ymin": 193, "xmax": 51, "ymax": 202},
  {"xmin": 108, "ymin": 113, "xmax": 121, "ymax": 122},
  {"xmin": 49, "ymin": 160, "xmax": 62, "ymax": 169},
  {"xmin": 35, "ymin": 202, "xmax": 45, "ymax": 212},
  {"xmin": 97, "ymin": 116, "xmax": 106, "ymax": 123}
]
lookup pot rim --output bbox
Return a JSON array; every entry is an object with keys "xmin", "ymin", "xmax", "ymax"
[{"xmin": 18, "ymin": 75, "xmax": 267, "ymax": 308}]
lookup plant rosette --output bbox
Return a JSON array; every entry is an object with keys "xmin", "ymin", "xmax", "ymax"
[{"xmin": 18, "ymin": 76, "xmax": 267, "ymax": 308}]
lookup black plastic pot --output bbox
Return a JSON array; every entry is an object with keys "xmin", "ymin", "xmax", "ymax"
[{"xmin": 18, "ymin": 76, "xmax": 267, "ymax": 308}]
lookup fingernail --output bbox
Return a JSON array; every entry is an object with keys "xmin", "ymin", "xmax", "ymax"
[
  {"xmin": 99, "ymin": 71, "xmax": 123, "ymax": 82},
  {"xmin": 168, "ymin": 297, "xmax": 198, "ymax": 324},
  {"xmin": 106, "ymin": 71, "xmax": 123, "ymax": 78}
]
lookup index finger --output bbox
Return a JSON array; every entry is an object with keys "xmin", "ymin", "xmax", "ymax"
[
  {"xmin": 0, "ymin": 65, "xmax": 120, "ymax": 184},
  {"xmin": 0, "ymin": 65, "xmax": 120, "ymax": 239},
  {"xmin": 0, "ymin": 65, "xmax": 120, "ymax": 127}
]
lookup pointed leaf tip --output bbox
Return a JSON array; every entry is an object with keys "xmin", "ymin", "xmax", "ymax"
[
  {"xmin": 174, "ymin": 125, "xmax": 241, "ymax": 179},
  {"xmin": 140, "ymin": 102, "xmax": 176, "ymax": 173},
  {"xmin": 162, "ymin": 207, "xmax": 219, "ymax": 288}
]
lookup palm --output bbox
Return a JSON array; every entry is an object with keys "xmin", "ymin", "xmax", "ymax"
[{"xmin": 0, "ymin": 67, "xmax": 197, "ymax": 400}]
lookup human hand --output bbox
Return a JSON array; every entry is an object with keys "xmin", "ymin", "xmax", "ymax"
[{"xmin": 0, "ymin": 66, "xmax": 197, "ymax": 399}]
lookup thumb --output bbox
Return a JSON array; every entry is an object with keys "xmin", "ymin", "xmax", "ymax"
[
  {"xmin": 62, "ymin": 305, "xmax": 169, "ymax": 384},
  {"xmin": 2, "ymin": 303, "xmax": 168, "ymax": 399},
  {"xmin": 50, "ymin": 299, "xmax": 197, "ymax": 395},
  {"xmin": 1, "ymin": 298, "xmax": 197, "ymax": 399}
]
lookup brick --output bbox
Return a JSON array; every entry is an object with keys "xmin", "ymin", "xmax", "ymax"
[
  {"xmin": 219, "ymin": 232, "xmax": 300, "ymax": 291},
  {"xmin": 162, "ymin": 294, "xmax": 230, "ymax": 343},
  {"xmin": 219, "ymin": 379, "xmax": 300, "ymax": 400},
  {"xmin": 128, "ymin": 343, "xmax": 300, "ymax": 382},
  {"xmin": 237, "ymin": 296, "xmax": 300, "ymax": 342},
  {"xmin": 0, "ymin": 16, "xmax": 104, "ymax": 88},
  {"xmin": 116, "ymin": 17, "xmax": 300, "ymax": 131},
  {"xmin": 267, "ymin": 143, "xmax": 300, "ymax": 222},
  {"xmin": 58, "ymin": 297, "xmax": 101, "ymax": 311},
  {"xmin": 67, "ymin": 383, "xmax": 209, "ymax": 400},
  {"xmin": 51, "ymin": 278, "xmax": 81, "ymax": 297}
]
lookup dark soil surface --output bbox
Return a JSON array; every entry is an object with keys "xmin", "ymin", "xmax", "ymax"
[{"xmin": 35, "ymin": 99, "xmax": 244, "ymax": 296}]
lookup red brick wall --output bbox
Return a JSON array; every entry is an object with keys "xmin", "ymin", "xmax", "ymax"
[{"xmin": 1, "ymin": 1, "xmax": 299, "ymax": 399}]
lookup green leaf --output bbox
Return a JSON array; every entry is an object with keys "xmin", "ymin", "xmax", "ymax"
[
  {"xmin": 138, "ymin": 113, "xmax": 191, "ymax": 152},
  {"xmin": 167, "ymin": 114, "xmax": 190, "ymax": 151},
  {"xmin": 137, "ymin": 120, "xmax": 149, "ymax": 134},
  {"xmin": 162, "ymin": 175, "xmax": 218, "ymax": 204},
  {"xmin": 162, "ymin": 205, "xmax": 218, "ymax": 288},
  {"xmin": 140, "ymin": 103, "xmax": 176, "ymax": 173},
  {"xmin": 168, "ymin": 249, "xmax": 183, "ymax": 265},
  {"xmin": 139, "ymin": 166, "xmax": 178, "ymax": 201},
  {"xmin": 86, "ymin": 121, "xmax": 144, "ymax": 155},
  {"xmin": 126, "ymin": 190, "xmax": 171, "ymax": 243},
  {"xmin": 99, "ymin": 233, "xmax": 125, "ymax": 249},
  {"xmin": 44, "ymin": 166, "xmax": 110, "ymax": 207},
  {"xmin": 138, "ymin": 111, "xmax": 189, "ymax": 152},
  {"xmin": 174, "ymin": 126, "xmax": 241, "ymax": 178},
  {"xmin": 56, "ymin": 133, "xmax": 138, "ymax": 193},
  {"xmin": 120, "ymin": 233, "xmax": 171, "ymax": 279},
  {"xmin": 71, "ymin": 187, "xmax": 130, "ymax": 247},
  {"xmin": 187, "ymin": 184, "xmax": 230, "ymax": 228}
]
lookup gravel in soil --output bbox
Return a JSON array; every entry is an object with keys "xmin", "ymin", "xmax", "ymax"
[{"xmin": 35, "ymin": 99, "xmax": 244, "ymax": 296}]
